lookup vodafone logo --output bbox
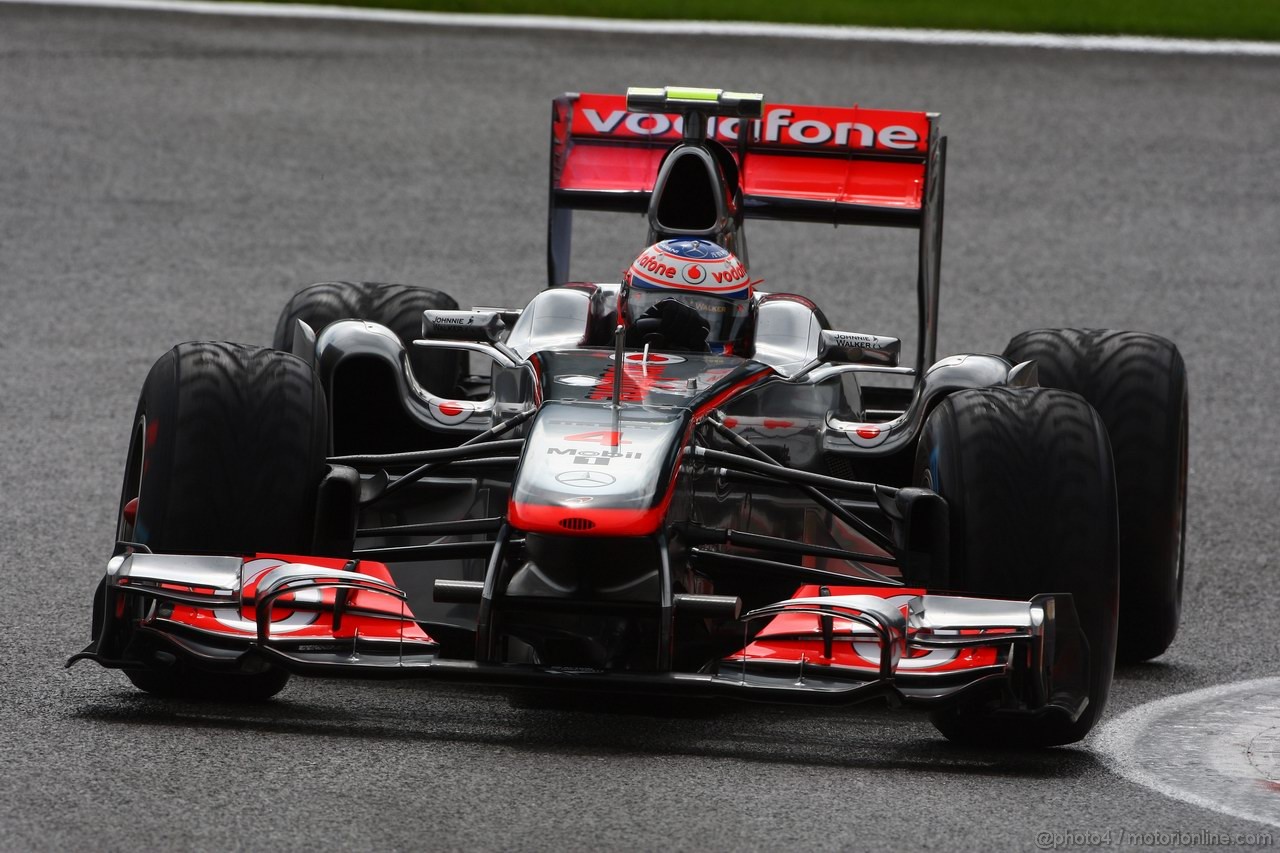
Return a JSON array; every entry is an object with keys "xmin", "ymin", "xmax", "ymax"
[
  {"xmin": 845, "ymin": 423, "xmax": 889, "ymax": 448},
  {"xmin": 430, "ymin": 399, "xmax": 476, "ymax": 425},
  {"xmin": 578, "ymin": 102, "xmax": 923, "ymax": 152},
  {"xmin": 682, "ymin": 263, "xmax": 705, "ymax": 285},
  {"xmin": 614, "ymin": 352, "xmax": 685, "ymax": 364},
  {"xmin": 710, "ymin": 259, "xmax": 747, "ymax": 285},
  {"xmin": 630, "ymin": 251, "xmax": 677, "ymax": 285}
]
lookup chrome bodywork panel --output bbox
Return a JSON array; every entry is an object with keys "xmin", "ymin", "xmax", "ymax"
[
  {"xmin": 109, "ymin": 553, "xmax": 242, "ymax": 595},
  {"xmin": 505, "ymin": 287, "xmax": 594, "ymax": 358},
  {"xmin": 823, "ymin": 353, "xmax": 1026, "ymax": 458},
  {"xmin": 314, "ymin": 319, "xmax": 495, "ymax": 434}
]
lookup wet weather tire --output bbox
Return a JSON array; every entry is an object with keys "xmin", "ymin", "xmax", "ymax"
[
  {"xmin": 273, "ymin": 281, "xmax": 463, "ymax": 395},
  {"xmin": 1005, "ymin": 328, "xmax": 1187, "ymax": 662},
  {"xmin": 916, "ymin": 387, "xmax": 1119, "ymax": 747},
  {"xmin": 126, "ymin": 341, "xmax": 328, "ymax": 555},
  {"xmin": 117, "ymin": 341, "xmax": 329, "ymax": 700}
]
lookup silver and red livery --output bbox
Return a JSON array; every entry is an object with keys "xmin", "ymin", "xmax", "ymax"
[{"xmin": 72, "ymin": 87, "xmax": 1147, "ymax": 748}]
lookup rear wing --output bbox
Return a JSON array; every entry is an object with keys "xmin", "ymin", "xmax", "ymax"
[{"xmin": 547, "ymin": 89, "xmax": 947, "ymax": 375}]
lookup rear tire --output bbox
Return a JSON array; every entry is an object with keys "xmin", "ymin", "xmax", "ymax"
[
  {"xmin": 117, "ymin": 341, "xmax": 329, "ymax": 699},
  {"xmin": 273, "ymin": 281, "xmax": 463, "ymax": 395},
  {"xmin": 916, "ymin": 387, "xmax": 1119, "ymax": 747},
  {"xmin": 1005, "ymin": 328, "xmax": 1187, "ymax": 662}
]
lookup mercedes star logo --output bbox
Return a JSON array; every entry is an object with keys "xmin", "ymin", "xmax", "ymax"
[{"xmin": 555, "ymin": 470, "xmax": 617, "ymax": 488}]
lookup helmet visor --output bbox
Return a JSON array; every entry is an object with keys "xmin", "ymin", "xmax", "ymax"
[{"xmin": 626, "ymin": 288, "xmax": 752, "ymax": 350}]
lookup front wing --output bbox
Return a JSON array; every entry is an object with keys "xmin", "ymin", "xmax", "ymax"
[{"xmin": 70, "ymin": 551, "xmax": 1090, "ymax": 722}]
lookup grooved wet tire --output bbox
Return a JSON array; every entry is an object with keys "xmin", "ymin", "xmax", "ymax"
[
  {"xmin": 128, "ymin": 341, "xmax": 328, "ymax": 555},
  {"xmin": 1005, "ymin": 328, "xmax": 1187, "ymax": 662},
  {"xmin": 273, "ymin": 281, "xmax": 462, "ymax": 395},
  {"xmin": 916, "ymin": 387, "xmax": 1119, "ymax": 747},
  {"xmin": 118, "ymin": 341, "xmax": 328, "ymax": 701}
]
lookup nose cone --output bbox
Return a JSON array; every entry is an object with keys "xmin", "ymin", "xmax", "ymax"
[{"xmin": 507, "ymin": 401, "xmax": 690, "ymax": 537}]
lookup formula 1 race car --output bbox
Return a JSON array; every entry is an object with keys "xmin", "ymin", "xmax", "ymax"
[{"xmin": 71, "ymin": 87, "xmax": 1188, "ymax": 747}]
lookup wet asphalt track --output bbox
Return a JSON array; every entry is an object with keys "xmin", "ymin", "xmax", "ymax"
[{"xmin": 2, "ymin": 5, "xmax": 1279, "ymax": 850}]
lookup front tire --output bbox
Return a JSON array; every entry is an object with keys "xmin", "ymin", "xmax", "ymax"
[
  {"xmin": 916, "ymin": 387, "xmax": 1119, "ymax": 747},
  {"xmin": 124, "ymin": 341, "xmax": 328, "ymax": 555},
  {"xmin": 1005, "ymin": 328, "xmax": 1187, "ymax": 662},
  {"xmin": 117, "ymin": 341, "xmax": 329, "ymax": 699}
]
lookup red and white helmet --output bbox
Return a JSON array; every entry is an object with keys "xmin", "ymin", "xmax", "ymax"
[{"xmin": 623, "ymin": 239, "xmax": 754, "ymax": 353}]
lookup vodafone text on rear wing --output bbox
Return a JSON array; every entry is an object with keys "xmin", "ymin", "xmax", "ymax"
[{"xmin": 547, "ymin": 88, "xmax": 947, "ymax": 375}]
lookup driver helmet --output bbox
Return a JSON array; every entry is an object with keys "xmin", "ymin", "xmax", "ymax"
[{"xmin": 622, "ymin": 238, "xmax": 754, "ymax": 354}]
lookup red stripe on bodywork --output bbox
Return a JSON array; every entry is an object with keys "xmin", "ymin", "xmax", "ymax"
[{"xmin": 507, "ymin": 501, "xmax": 670, "ymax": 537}]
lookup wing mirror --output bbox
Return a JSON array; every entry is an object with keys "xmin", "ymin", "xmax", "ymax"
[{"xmin": 818, "ymin": 330, "xmax": 901, "ymax": 367}]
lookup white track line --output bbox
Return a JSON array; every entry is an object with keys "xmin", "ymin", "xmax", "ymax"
[
  {"xmin": 4, "ymin": 0, "xmax": 1280, "ymax": 57},
  {"xmin": 1095, "ymin": 676, "xmax": 1280, "ymax": 831}
]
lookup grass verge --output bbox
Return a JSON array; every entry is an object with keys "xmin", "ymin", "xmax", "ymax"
[{"xmin": 251, "ymin": 0, "xmax": 1280, "ymax": 42}]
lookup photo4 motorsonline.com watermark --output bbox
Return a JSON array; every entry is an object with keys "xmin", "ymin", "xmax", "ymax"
[{"xmin": 1035, "ymin": 829, "xmax": 1274, "ymax": 849}]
